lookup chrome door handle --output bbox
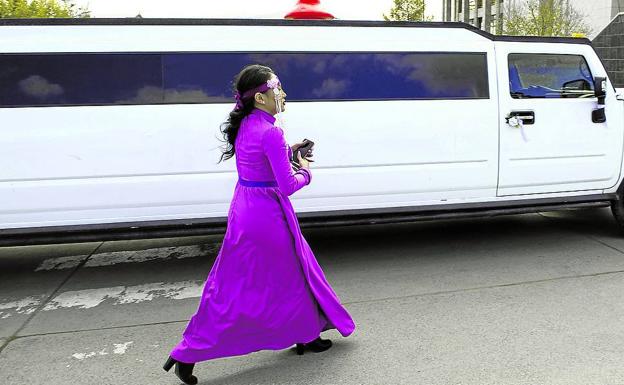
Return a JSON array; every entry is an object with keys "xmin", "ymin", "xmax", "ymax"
[{"xmin": 505, "ymin": 111, "xmax": 535, "ymax": 125}]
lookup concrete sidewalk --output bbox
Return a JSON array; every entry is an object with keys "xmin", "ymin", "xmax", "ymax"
[{"xmin": 2, "ymin": 208, "xmax": 624, "ymax": 384}]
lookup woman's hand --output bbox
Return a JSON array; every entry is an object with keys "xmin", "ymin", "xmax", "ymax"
[
  {"xmin": 291, "ymin": 142, "xmax": 314, "ymax": 168},
  {"xmin": 296, "ymin": 151, "xmax": 310, "ymax": 169},
  {"xmin": 291, "ymin": 142, "xmax": 305, "ymax": 153}
]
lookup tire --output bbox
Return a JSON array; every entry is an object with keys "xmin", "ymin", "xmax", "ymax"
[{"xmin": 611, "ymin": 196, "xmax": 624, "ymax": 232}]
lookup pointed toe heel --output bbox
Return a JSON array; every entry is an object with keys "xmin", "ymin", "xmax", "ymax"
[
  {"xmin": 163, "ymin": 356, "xmax": 198, "ymax": 385},
  {"xmin": 178, "ymin": 373, "xmax": 198, "ymax": 385},
  {"xmin": 295, "ymin": 337, "xmax": 332, "ymax": 355},
  {"xmin": 307, "ymin": 337, "xmax": 332, "ymax": 353}
]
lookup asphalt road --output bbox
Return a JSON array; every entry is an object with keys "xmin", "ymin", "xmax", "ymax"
[{"xmin": 2, "ymin": 208, "xmax": 624, "ymax": 385}]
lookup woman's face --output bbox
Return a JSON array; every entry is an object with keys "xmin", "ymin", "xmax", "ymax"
[
  {"xmin": 268, "ymin": 85, "xmax": 287, "ymax": 114},
  {"xmin": 255, "ymin": 74, "xmax": 287, "ymax": 115}
]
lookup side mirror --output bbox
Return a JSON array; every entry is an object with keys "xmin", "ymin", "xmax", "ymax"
[
  {"xmin": 593, "ymin": 76, "xmax": 607, "ymax": 123},
  {"xmin": 594, "ymin": 76, "xmax": 607, "ymax": 105}
]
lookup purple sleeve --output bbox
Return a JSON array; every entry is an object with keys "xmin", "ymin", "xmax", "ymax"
[{"xmin": 262, "ymin": 126, "xmax": 312, "ymax": 196}]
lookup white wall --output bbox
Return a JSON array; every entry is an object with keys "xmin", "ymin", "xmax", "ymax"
[
  {"xmin": 569, "ymin": 0, "xmax": 612, "ymax": 38},
  {"xmin": 426, "ymin": 0, "xmax": 444, "ymax": 20},
  {"xmin": 431, "ymin": 0, "xmax": 614, "ymax": 38}
]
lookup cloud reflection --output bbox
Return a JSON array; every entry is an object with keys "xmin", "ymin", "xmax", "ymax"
[{"xmin": 18, "ymin": 75, "xmax": 64, "ymax": 99}]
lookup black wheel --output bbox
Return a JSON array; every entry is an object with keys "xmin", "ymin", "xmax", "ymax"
[{"xmin": 611, "ymin": 197, "xmax": 624, "ymax": 232}]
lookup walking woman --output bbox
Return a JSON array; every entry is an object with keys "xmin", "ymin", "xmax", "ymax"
[{"xmin": 163, "ymin": 64, "xmax": 356, "ymax": 384}]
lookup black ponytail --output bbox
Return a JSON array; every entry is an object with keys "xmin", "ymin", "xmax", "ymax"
[{"xmin": 218, "ymin": 64, "xmax": 274, "ymax": 163}]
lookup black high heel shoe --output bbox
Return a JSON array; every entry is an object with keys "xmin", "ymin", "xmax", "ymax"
[
  {"xmin": 295, "ymin": 337, "xmax": 333, "ymax": 355},
  {"xmin": 163, "ymin": 356, "xmax": 198, "ymax": 385}
]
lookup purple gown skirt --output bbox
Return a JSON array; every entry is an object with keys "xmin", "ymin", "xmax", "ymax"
[{"xmin": 170, "ymin": 180, "xmax": 355, "ymax": 363}]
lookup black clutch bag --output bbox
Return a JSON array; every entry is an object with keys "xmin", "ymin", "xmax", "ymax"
[{"xmin": 291, "ymin": 139, "xmax": 314, "ymax": 163}]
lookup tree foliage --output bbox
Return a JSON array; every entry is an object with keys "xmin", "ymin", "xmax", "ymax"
[
  {"xmin": 503, "ymin": 0, "xmax": 590, "ymax": 37},
  {"xmin": 383, "ymin": 0, "xmax": 432, "ymax": 22},
  {"xmin": 0, "ymin": 0, "xmax": 90, "ymax": 18}
]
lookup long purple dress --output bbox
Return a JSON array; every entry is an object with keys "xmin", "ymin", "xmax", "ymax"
[{"xmin": 170, "ymin": 108, "xmax": 355, "ymax": 363}]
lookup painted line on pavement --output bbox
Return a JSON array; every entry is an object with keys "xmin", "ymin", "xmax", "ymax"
[
  {"xmin": 0, "ymin": 280, "xmax": 204, "ymax": 319},
  {"xmin": 0, "ymin": 296, "xmax": 46, "ymax": 319},
  {"xmin": 71, "ymin": 341, "xmax": 134, "ymax": 360},
  {"xmin": 35, "ymin": 243, "xmax": 221, "ymax": 271},
  {"xmin": 43, "ymin": 280, "xmax": 204, "ymax": 311}
]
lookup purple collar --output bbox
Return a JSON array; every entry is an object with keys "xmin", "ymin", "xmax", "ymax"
[{"xmin": 252, "ymin": 108, "xmax": 276, "ymax": 124}]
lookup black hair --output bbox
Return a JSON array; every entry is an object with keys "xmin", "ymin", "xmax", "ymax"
[{"xmin": 218, "ymin": 64, "xmax": 274, "ymax": 163}]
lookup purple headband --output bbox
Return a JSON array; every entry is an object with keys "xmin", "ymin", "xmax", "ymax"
[{"xmin": 234, "ymin": 77, "xmax": 281, "ymax": 110}]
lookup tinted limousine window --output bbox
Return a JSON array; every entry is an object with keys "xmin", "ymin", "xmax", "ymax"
[
  {"xmin": 509, "ymin": 54, "xmax": 595, "ymax": 99},
  {"xmin": 0, "ymin": 52, "xmax": 489, "ymax": 107},
  {"xmin": 0, "ymin": 53, "xmax": 163, "ymax": 107}
]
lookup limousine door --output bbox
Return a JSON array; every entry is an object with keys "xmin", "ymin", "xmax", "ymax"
[{"xmin": 495, "ymin": 44, "xmax": 624, "ymax": 196}]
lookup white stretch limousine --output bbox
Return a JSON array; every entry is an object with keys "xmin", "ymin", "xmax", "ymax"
[{"xmin": 1, "ymin": 18, "xmax": 623, "ymax": 245}]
